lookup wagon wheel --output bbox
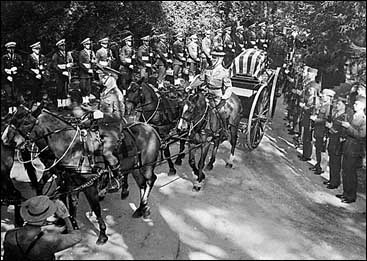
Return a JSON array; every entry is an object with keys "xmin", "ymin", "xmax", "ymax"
[
  {"xmin": 246, "ymin": 85, "xmax": 270, "ymax": 150},
  {"xmin": 268, "ymin": 67, "xmax": 281, "ymax": 119}
]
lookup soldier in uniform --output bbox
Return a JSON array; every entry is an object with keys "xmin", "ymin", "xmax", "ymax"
[
  {"xmin": 310, "ymin": 88, "xmax": 335, "ymax": 174},
  {"xmin": 153, "ymin": 33, "xmax": 169, "ymax": 88},
  {"xmin": 337, "ymin": 95, "xmax": 366, "ymax": 203},
  {"xmin": 234, "ymin": 25, "xmax": 245, "ymax": 55},
  {"xmin": 136, "ymin": 35, "xmax": 152, "ymax": 82},
  {"xmin": 324, "ymin": 94, "xmax": 351, "ymax": 189},
  {"xmin": 201, "ymin": 30, "xmax": 212, "ymax": 71},
  {"xmin": 51, "ymin": 39, "xmax": 72, "ymax": 110},
  {"xmin": 1, "ymin": 42, "xmax": 23, "ymax": 114},
  {"xmin": 172, "ymin": 32, "xmax": 186, "ymax": 86},
  {"xmin": 25, "ymin": 42, "xmax": 47, "ymax": 106},
  {"xmin": 223, "ymin": 26, "xmax": 235, "ymax": 61},
  {"xmin": 187, "ymin": 34, "xmax": 200, "ymax": 82},
  {"xmin": 119, "ymin": 35, "xmax": 134, "ymax": 92},
  {"xmin": 89, "ymin": 66, "xmax": 129, "ymax": 196},
  {"xmin": 96, "ymin": 37, "xmax": 113, "ymax": 68},
  {"xmin": 257, "ymin": 22, "xmax": 268, "ymax": 50},
  {"xmin": 213, "ymin": 28, "xmax": 224, "ymax": 52},
  {"xmin": 79, "ymin": 38, "xmax": 96, "ymax": 105}
]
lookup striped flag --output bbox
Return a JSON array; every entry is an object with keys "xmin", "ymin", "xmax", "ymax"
[{"xmin": 230, "ymin": 48, "xmax": 267, "ymax": 78}]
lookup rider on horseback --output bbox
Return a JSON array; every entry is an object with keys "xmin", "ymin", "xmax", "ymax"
[{"xmin": 89, "ymin": 65, "xmax": 129, "ymax": 197}]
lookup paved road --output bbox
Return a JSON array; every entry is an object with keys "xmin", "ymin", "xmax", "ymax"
[{"xmin": 1, "ymin": 97, "xmax": 366, "ymax": 260}]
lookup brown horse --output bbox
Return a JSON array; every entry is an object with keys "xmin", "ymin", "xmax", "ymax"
[
  {"xmin": 125, "ymin": 81, "xmax": 187, "ymax": 175},
  {"xmin": 177, "ymin": 89, "xmax": 242, "ymax": 191},
  {"xmin": 2, "ymin": 104, "xmax": 161, "ymax": 244}
]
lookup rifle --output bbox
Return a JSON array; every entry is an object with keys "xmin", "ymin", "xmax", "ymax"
[
  {"xmin": 323, "ymin": 100, "xmax": 333, "ymax": 152},
  {"xmin": 310, "ymin": 93, "xmax": 317, "ymax": 137}
]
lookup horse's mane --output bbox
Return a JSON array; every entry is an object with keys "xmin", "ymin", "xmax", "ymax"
[{"xmin": 142, "ymin": 82, "xmax": 158, "ymax": 103}]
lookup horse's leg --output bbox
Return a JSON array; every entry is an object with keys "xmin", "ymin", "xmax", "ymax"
[
  {"xmin": 175, "ymin": 139, "xmax": 186, "ymax": 166},
  {"xmin": 188, "ymin": 142, "xmax": 199, "ymax": 177},
  {"xmin": 164, "ymin": 146, "xmax": 176, "ymax": 176},
  {"xmin": 134, "ymin": 166, "xmax": 157, "ymax": 219},
  {"xmin": 131, "ymin": 169, "xmax": 147, "ymax": 218},
  {"xmin": 206, "ymin": 138, "xmax": 220, "ymax": 171},
  {"xmin": 225, "ymin": 123, "xmax": 239, "ymax": 168},
  {"xmin": 194, "ymin": 142, "xmax": 210, "ymax": 191},
  {"xmin": 14, "ymin": 204, "xmax": 23, "ymax": 227},
  {"xmin": 83, "ymin": 184, "xmax": 108, "ymax": 244}
]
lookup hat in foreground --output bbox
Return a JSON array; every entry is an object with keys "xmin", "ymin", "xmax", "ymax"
[{"xmin": 20, "ymin": 195, "xmax": 57, "ymax": 225}]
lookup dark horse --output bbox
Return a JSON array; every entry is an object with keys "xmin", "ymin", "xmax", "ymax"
[
  {"xmin": 177, "ymin": 88, "xmax": 242, "ymax": 191},
  {"xmin": 125, "ymin": 81, "xmax": 187, "ymax": 175},
  {"xmin": 2, "ymin": 104, "xmax": 161, "ymax": 244}
]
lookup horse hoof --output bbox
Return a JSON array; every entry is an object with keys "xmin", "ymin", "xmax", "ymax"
[
  {"xmin": 142, "ymin": 206, "xmax": 151, "ymax": 219},
  {"xmin": 192, "ymin": 185, "xmax": 201, "ymax": 192},
  {"xmin": 168, "ymin": 168, "xmax": 176, "ymax": 176},
  {"xmin": 132, "ymin": 208, "xmax": 143, "ymax": 218},
  {"xmin": 96, "ymin": 234, "xmax": 108, "ymax": 245},
  {"xmin": 205, "ymin": 164, "xmax": 213, "ymax": 171},
  {"xmin": 225, "ymin": 163, "xmax": 233, "ymax": 168},
  {"xmin": 175, "ymin": 159, "xmax": 182, "ymax": 166},
  {"xmin": 121, "ymin": 189, "xmax": 129, "ymax": 200}
]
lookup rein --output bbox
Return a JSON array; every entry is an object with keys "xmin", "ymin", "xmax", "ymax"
[{"xmin": 188, "ymin": 102, "xmax": 209, "ymax": 136}]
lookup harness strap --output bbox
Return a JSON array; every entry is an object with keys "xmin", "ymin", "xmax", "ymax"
[{"xmin": 16, "ymin": 230, "xmax": 45, "ymax": 258}]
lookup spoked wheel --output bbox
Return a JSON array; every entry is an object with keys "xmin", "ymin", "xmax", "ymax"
[
  {"xmin": 246, "ymin": 85, "xmax": 270, "ymax": 150},
  {"xmin": 268, "ymin": 67, "xmax": 281, "ymax": 119}
]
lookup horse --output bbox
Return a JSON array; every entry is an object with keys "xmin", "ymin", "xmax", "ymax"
[
  {"xmin": 2, "ymin": 104, "xmax": 161, "ymax": 244},
  {"xmin": 177, "ymin": 88, "xmax": 242, "ymax": 191},
  {"xmin": 125, "ymin": 80, "xmax": 187, "ymax": 175}
]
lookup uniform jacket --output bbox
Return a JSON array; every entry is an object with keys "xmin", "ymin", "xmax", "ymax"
[
  {"xmin": 78, "ymin": 49, "xmax": 95, "ymax": 78},
  {"xmin": 96, "ymin": 47, "xmax": 111, "ymax": 67},
  {"xmin": 1, "ymin": 53, "xmax": 23, "ymax": 81},
  {"xmin": 234, "ymin": 33, "xmax": 245, "ymax": 54},
  {"xmin": 201, "ymin": 37, "xmax": 212, "ymax": 58},
  {"xmin": 342, "ymin": 111, "xmax": 366, "ymax": 157},
  {"xmin": 26, "ymin": 53, "xmax": 46, "ymax": 79},
  {"xmin": 327, "ymin": 110, "xmax": 351, "ymax": 155},
  {"xmin": 313, "ymin": 101, "xmax": 331, "ymax": 137},
  {"xmin": 153, "ymin": 41, "xmax": 168, "ymax": 67},
  {"xmin": 213, "ymin": 34, "xmax": 223, "ymax": 52},
  {"xmin": 223, "ymin": 33, "xmax": 235, "ymax": 53},
  {"xmin": 119, "ymin": 45, "xmax": 133, "ymax": 70},
  {"xmin": 187, "ymin": 41, "xmax": 200, "ymax": 63},
  {"xmin": 99, "ymin": 77, "xmax": 125, "ymax": 120},
  {"xmin": 51, "ymin": 51, "xmax": 68, "ymax": 77},
  {"xmin": 172, "ymin": 40, "xmax": 185, "ymax": 66},
  {"xmin": 137, "ymin": 44, "xmax": 151, "ymax": 68}
]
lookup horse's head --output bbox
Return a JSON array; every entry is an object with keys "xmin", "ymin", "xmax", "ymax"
[
  {"xmin": 1, "ymin": 105, "xmax": 37, "ymax": 148},
  {"xmin": 178, "ymin": 92, "xmax": 207, "ymax": 132}
]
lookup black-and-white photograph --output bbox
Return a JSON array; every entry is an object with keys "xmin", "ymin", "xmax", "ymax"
[{"xmin": 1, "ymin": 1, "xmax": 366, "ymax": 260}]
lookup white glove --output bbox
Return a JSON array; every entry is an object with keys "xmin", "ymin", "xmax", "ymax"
[
  {"xmin": 310, "ymin": 115, "xmax": 317, "ymax": 121},
  {"xmin": 122, "ymin": 90, "xmax": 126, "ymax": 95},
  {"xmin": 67, "ymin": 63, "xmax": 73, "ymax": 68},
  {"xmin": 325, "ymin": 122, "xmax": 332, "ymax": 129},
  {"xmin": 62, "ymin": 71, "xmax": 69, "ymax": 76},
  {"xmin": 129, "ymin": 65, "xmax": 134, "ymax": 69},
  {"xmin": 299, "ymin": 102, "xmax": 305, "ymax": 108},
  {"xmin": 88, "ymin": 69, "xmax": 93, "ymax": 74},
  {"xmin": 10, "ymin": 67, "xmax": 17, "ymax": 73},
  {"xmin": 36, "ymin": 74, "xmax": 42, "ymax": 79},
  {"xmin": 7, "ymin": 76, "xmax": 13, "ymax": 82},
  {"xmin": 93, "ymin": 110, "xmax": 104, "ymax": 119}
]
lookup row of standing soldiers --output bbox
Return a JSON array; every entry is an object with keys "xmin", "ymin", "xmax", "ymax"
[
  {"xmin": 282, "ymin": 58, "xmax": 366, "ymax": 204},
  {"xmin": 1, "ymin": 23, "xmax": 272, "ymax": 113}
]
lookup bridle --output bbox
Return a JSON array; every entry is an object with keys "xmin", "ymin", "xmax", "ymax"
[{"xmin": 180, "ymin": 94, "xmax": 209, "ymax": 135}]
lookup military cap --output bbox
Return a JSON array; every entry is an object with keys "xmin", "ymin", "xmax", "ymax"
[
  {"xmin": 236, "ymin": 25, "xmax": 244, "ymax": 31},
  {"xmin": 141, "ymin": 35, "xmax": 150, "ymax": 41},
  {"xmin": 211, "ymin": 51, "xmax": 226, "ymax": 57},
  {"xmin": 5, "ymin": 42, "xmax": 16, "ymax": 48},
  {"xmin": 56, "ymin": 39, "xmax": 65, "ymax": 47},
  {"xmin": 159, "ymin": 33, "xmax": 167, "ymax": 39},
  {"xmin": 322, "ymin": 88, "xmax": 336, "ymax": 97},
  {"xmin": 258, "ymin": 22, "xmax": 266, "ymax": 28},
  {"xmin": 123, "ymin": 35, "xmax": 132, "ymax": 41},
  {"xmin": 248, "ymin": 23, "xmax": 257, "ymax": 29},
  {"xmin": 101, "ymin": 66, "xmax": 121, "ymax": 78},
  {"xmin": 190, "ymin": 34, "xmax": 198, "ymax": 39},
  {"xmin": 99, "ymin": 37, "xmax": 109, "ymax": 44},
  {"xmin": 175, "ymin": 32, "xmax": 184, "ymax": 38},
  {"xmin": 205, "ymin": 30, "xmax": 211, "ymax": 35},
  {"xmin": 81, "ymin": 38, "xmax": 91, "ymax": 45},
  {"xmin": 215, "ymin": 28, "xmax": 223, "ymax": 33},
  {"xmin": 30, "ymin": 42, "xmax": 41, "ymax": 49},
  {"xmin": 224, "ymin": 26, "xmax": 231, "ymax": 32}
]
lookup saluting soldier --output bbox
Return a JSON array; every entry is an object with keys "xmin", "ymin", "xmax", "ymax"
[
  {"xmin": 119, "ymin": 35, "xmax": 134, "ymax": 92},
  {"xmin": 223, "ymin": 26, "xmax": 235, "ymax": 60},
  {"xmin": 26, "ymin": 42, "xmax": 47, "ymax": 106},
  {"xmin": 213, "ymin": 28, "xmax": 224, "ymax": 52},
  {"xmin": 153, "ymin": 33, "xmax": 169, "ymax": 88},
  {"xmin": 1, "ymin": 41, "xmax": 23, "ymax": 114},
  {"xmin": 337, "ymin": 95, "xmax": 366, "ymax": 203},
  {"xmin": 187, "ymin": 34, "xmax": 200, "ymax": 82},
  {"xmin": 136, "ymin": 35, "xmax": 152, "ymax": 82},
  {"xmin": 310, "ymin": 88, "xmax": 335, "ymax": 175},
  {"xmin": 257, "ymin": 22, "xmax": 268, "ymax": 50},
  {"xmin": 79, "ymin": 37, "xmax": 96, "ymax": 105},
  {"xmin": 52, "ymin": 39, "xmax": 72, "ymax": 110},
  {"xmin": 201, "ymin": 30, "xmax": 212, "ymax": 71}
]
